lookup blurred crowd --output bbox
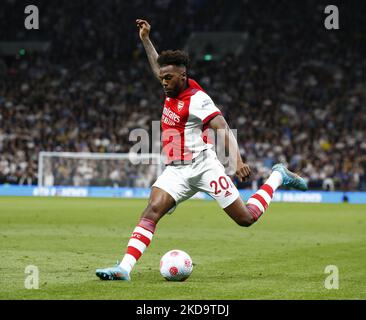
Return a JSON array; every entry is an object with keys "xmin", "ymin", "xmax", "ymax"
[
  {"xmin": 41, "ymin": 158, "xmax": 158, "ymax": 188},
  {"xmin": 0, "ymin": 0, "xmax": 365, "ymax": 190}
]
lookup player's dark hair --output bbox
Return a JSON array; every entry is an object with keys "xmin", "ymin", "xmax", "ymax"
[{"xmin": 157, "ymin": 50, "xmax": 190, "ymax": 69}]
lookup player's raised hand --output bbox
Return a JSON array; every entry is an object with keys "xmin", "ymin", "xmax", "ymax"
[
  {"xmin": 235, "ymin": 162, "xmax": 251, "ymax": 182},
  {"xmin": 136, "ymin": 19, "xmax": 151, "ymax": 40}
]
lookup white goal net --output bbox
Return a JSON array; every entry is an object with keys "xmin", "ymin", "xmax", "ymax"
[{"xmin": 37, "ymin": 152, "xmax": 163, "ymax": 187}]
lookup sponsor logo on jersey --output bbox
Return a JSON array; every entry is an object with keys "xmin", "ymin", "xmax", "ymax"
[{"xmin": 162, "ymin": 106, "xmax": 181, "ymax": 126}]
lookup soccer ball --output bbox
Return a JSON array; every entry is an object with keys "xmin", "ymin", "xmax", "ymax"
[{"xmin": 159, "ymin": 249, "xmax": 193, "ymax": 281}]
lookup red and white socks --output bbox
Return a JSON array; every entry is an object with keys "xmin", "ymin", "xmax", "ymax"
[
  {"xmin": 119, "ymin": 218, "xmax": 156, "ymax": 274},
  {"xmin": 246, "ymin": 171, "xmax": 283, "ymax": 221}
]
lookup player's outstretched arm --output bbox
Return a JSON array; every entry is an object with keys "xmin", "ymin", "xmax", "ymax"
[
  {"xmin": 136, "ymin": 19, "xmax": 160, "ymax": 80},
  {"xmin": 209, "ymin": 115, "xmax": 251, "ymax": 182}
]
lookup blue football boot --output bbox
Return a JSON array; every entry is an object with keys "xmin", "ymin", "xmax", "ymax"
[
  {"xmin": 272, "ymin": 163, "xmax": 308, "ymax": 191},
  {"xmin": 96, "ymin": 263, "xmax": 130, "ymax": 281}
]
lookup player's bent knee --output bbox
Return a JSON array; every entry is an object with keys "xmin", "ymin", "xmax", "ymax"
[
  {"xmin": 236, "ymin": 212, "xmax": 255, "ymax": 227},
  {"xmin": 236, "ymin": 218, "xmax": 254, "ymax": 227},
  {"xmin": 224, "ymin": 199, "xmax": 256, "ymax": 227}
]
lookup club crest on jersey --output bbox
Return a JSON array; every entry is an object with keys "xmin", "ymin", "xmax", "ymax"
[{"xmin": 177, "ymin": 100, "xmax": 184, "ymax": 112}]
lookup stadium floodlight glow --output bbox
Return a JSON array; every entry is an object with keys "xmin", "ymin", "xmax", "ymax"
[{"xmin": 203, "ymin": 54, "xmax": 212, "ymax": 61}]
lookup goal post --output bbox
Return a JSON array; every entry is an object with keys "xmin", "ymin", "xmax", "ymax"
[{"xmin": 37, "ymin": 152, "xmax": 163, "ymax": 187}]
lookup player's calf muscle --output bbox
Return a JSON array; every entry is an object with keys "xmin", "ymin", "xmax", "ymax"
[
  {"xmin": 140, "ymin": 197, "xmax": 168, "ymax": 222},
  {"xmin": 141, "ymin": 202, "xmax": 165, "ymax": 222},
  {"xmin": 140, "ymin": 188, "xmax": 175, "ymax": 223}
]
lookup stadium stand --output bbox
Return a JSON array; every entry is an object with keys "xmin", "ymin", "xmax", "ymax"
[{"xmin": 0, "ymin": 0, "xmax": 365, "ymax": 190}]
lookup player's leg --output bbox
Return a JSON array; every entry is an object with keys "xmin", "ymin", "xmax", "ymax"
[
  {"xmin": 196, "ymin": 170, "xmax": 255, "ymax": 226},
  {"xmin": 140, "ymin": 186, "xmax": 176, "ymax": 223},
  {"xmin": 195, "ymin": 151, "xmax": 307, "ymax": 227},
  {"xmin": 95, "ymin": 187, "xmax": 175, "ymax": 281},
  {"xmin": 223, "ymin": 197, "xmax": 255, "ymax": 226},
  {"xmin": 117, "ymin": 187, "xmax": 175, "ymax": 276},
  {"xmin": 225, "ymin": 163, "xmax": 308, "ymax": 226},
  {"xmin": 223, "ymin": 169, "xmax": 283, "ymax": 226},
  {"xmin": 96, "ymin": 165, "xmax": 195, "ymax": 281},
  {"xmin": 192, "ymin": 150, "xmax": 247, "ymax": 223}
]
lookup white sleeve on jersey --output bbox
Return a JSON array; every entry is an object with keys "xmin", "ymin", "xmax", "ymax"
[{"xmin": 189, "ymin": 91, "xmax": 221, "ymax": 124}]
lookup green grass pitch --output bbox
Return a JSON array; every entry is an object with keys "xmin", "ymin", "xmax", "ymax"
[{"xmin": 0, "ymin": 196, "xmax": 365, "ymax": 300}]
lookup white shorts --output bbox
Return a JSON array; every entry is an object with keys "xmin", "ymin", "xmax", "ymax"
[{"xmin": 152, "ymin": 149, "xmax": 240, "ymax": 211}]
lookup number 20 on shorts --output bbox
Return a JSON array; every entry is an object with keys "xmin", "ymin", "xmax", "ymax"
[{"xmin": 210, "ymin": 176, "xmax": 233, "ymax": 195}]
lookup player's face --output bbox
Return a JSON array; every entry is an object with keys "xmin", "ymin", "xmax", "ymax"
[{"xmin": 159, "ymin": 65, "xmax": 187, "ymax": 98}]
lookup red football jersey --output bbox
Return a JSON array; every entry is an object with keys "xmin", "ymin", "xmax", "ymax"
[{"xmin": 161, "ymin": 79, "xmax": 221, "ymax": 163}]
